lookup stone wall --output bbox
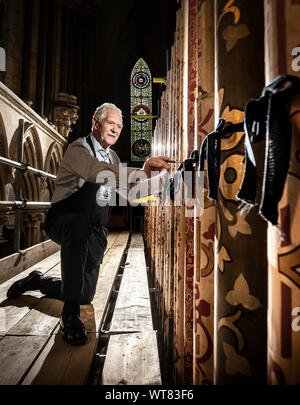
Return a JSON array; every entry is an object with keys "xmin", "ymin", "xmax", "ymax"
[{"xmin": 0, "ymin": 81, "xmax": 67, "ymax": 256}]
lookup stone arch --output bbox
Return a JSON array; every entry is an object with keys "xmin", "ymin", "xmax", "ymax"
[
  {"xmin": 23, "ymin": 136, "xmax": 38, "ymax": 200},
  {"xmin": 43, "ymin": 141, "xmax": 62, "ymax": 200},
  {"xmin": 9, "ymin": 123, "xmax": 43, "ymax": 201}
]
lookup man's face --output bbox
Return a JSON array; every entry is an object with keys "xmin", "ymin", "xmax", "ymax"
[{"xmin": 93, "ymin": 109, "xmax": 123, "ymax": 149}]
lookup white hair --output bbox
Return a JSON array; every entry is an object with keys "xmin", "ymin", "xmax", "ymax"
[{"xmin": 93, "ymin": 103, "xmax": 123, "ymax": 124}]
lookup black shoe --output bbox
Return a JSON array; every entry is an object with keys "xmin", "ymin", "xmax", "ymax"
[
  {"xmin": 60, "ymin": 313, "xmax": 87, "ymax": 346},
  {"xmin": 6, "ymin": 270, "xmax": 43, "ymax": 299}
]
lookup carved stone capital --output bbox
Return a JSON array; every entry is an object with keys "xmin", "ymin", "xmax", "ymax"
[{"xmin": 53, "ymin": 93, "xmax": 79, "ymax": 139}]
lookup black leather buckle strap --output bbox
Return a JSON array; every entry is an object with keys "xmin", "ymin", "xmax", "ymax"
[
  {"xmin": 199, "ymin": 118, "xmax": 224, "ymax": 200},
  {"xmin": 178, "ymin": 149, "xmax": 199, "ymax": 199},
  {"xmin": 161, "ymin": 171, "xmax": 182, "ymax": 206},
  {"xmin": 161, "ymin": 149, "xmax": 200, "ymax": 207},
  {"xmin": 236, "ymin": 96, "xmax": 268, "ymax": 206},
  {"xmin": 161, "ymin": 74, "xmax": 300, "ymax": 225},
  {"xmin": 199, "ymin": 119, "xmax": 244, "ymax": 201},
  {"xmin": 237, "ymin": 74, "xmax": 300, "ymax": 225}
]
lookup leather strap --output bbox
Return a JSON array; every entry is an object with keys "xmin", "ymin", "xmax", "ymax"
[
  {"xmin": 199, "ymin": 119, "xmax": 226, "ymax": 200},
  {"xmin": 237, "ymin": 74, "xmax": 300, "ymax": 225},
  {"xmin": 86, "ymin": 135, "xmax": 97, "ymax": 158}
]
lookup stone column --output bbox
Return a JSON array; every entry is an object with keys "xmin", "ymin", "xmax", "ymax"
[
  {"xmin": 0, "ymin": 209, "xmax": 12, "ymax": 257},
  {"xmin": 23, "ymin": 210, "xmax": 42, "ymax": 247},
  {"xmin": 0, "ymin": 211, "xmax": 10, "ymax": 228}
]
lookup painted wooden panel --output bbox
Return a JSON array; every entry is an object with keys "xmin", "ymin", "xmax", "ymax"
[
  {"xmin": 215, "ymin": 0, "xmax": 267, "ymax": 384},
  {"xmin": 193, "ymin": 0, "xmax": 215, "ymax": 385},
  {"xmin": 264, "ymin": 0, "xmax": 300, "ymax": 385}
]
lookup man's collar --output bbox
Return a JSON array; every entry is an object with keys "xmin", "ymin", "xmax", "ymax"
[{"xmin": 91, "ymin": 134, "xmax": 110, "ymax": 153}]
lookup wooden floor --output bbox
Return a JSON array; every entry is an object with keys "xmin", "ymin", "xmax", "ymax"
[
  {"xmin": 0, "ymin": 231, "xmax": 128, "ymax": 385},
  {"xmin": 101, "ymin": 233, "xmax": 161, "ymax": 385},
  {"xmin": 0, "ymin": 231, "xmax": 161, "ymax": 385}
]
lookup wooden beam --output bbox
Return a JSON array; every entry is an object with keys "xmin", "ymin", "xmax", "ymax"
[
  {"xmin": 7, "ymin": 297, "xmax": 62, "ymax": 336},
  {"xmin": 23, "ymin": 328, "xmax": 97, "ymax": 385},
  {"xmin": 0, "ymin": 255, "xmax": 60, "ymax": 336},
  {"xmin": 109, "ymin": 234, "xmax": 153, "ymax": 333},
  {"xmin": 0, "ymin": 239, "xmax": 60, "ymax": 284},
  {"xmin": 0, "ymin": 335, "xmax": 49, "ymax": 384},
  {"xmin": 101, "ymin": 332, "xmax": 161, "ymax": 385},
  {"xmin": 93, "ymin": 231, "xmax": 129, "ymax": 332}
]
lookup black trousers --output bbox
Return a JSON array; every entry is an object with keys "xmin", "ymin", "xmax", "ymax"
[{"xmin": 42, "ymin": 213, "xmax": 107, "ymax": 304}]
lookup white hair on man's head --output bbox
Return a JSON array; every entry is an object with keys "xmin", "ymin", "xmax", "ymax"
[{"xmin": 93, "ymin": 103, "xmax": 123, "ymax": 124}]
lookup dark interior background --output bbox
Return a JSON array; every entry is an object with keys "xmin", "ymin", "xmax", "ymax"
[
  {"xmin": 0, "ymin": 0, "xmax": 179, "ymax": 165},
  {"xmin": 0, "ymin": 0, "xmax": 180, "ymax": 235},
  {"xmin": 72, "ymin": 0, "xmax": 179, "ymax": 166}
]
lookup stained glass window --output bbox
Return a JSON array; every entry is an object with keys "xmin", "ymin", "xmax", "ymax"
[{"xmin": 130, "ymin": 58, "xmax": 152, "ymax": 162}]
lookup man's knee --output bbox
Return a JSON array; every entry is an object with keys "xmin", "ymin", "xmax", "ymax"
[
  {"xmin": 46, "ymin": 214, "xmax": 91, "ymax": 245},
  {"xmin": 62, "ymin": 215, "xmax": 91, "ymax": 242},
  {"xmin": 67, "ymin": 215, "xmax": 90, "ymax": 232}
]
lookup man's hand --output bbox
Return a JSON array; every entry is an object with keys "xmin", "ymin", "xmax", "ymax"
[{"xmin": 142, "ymin": 156, "xmax": 171, "ymax": 178}]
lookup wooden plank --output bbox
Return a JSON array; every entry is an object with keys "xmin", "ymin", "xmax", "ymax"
[
  {"xmin": 0, "ymin": 239, "xmax": 60, "ymax": 284},
  {"xmin": 93, "ymin": 232, "xmax": 130, "ymax": 332},
  {"xmin": 0, "ymin": 232, "xmax": 127, "ymax": 336},
  {"xmin": 0, "ymin": 258, "xmax": 61, "ymax": 336},
  {"xmin": 110, "ymin": 231, "xmax": 130, "ymax": 248},
  {"xmin": 0, "ymin": 335, "xmax": 49, "ymax": 385},
  {"xmin": 0, "ymin": 232, "xmax": 121, "ymax": 336},
  {"xmin": 100, "ymin": 233, "xmax": 160, "ymax": 385},
  {"xmin": 22, "ymin": 232, "xmax": 129, "ymax": 385},
  {"xmin": 0, "ymin": 231, "xmax": 129, "ymax": 385},
  {"xmin": 0, "ymin": 251, "xmax": 60, "ymax": 300},
  {"xmin": 109, "ymin": 233, "xmax": 152, "ymax": 333},
  {"xmin": 101, "ymin": 332, "xmax": 161, "ymax": 385},
  {"xmin": 0, "ymin": 230, "xmax": 119, "ymax": 300},
  {"xmin": 105, "ymin": 231, "xmax": 119, "ymax": 252},
  {"xmin": 129, "ymin": 233, "xmax": 144, "ymax": 248},
  {"xmin": 0, "ymin": 295, "xmax": 40, "ymax": 337},
  {"xmin": 22, "ymin": 326, "xmax": 97, "ymax": 385},
  {"xmin": 43, "ymin": 263, "xmax": 61, "ymax": 278},
  {"xmin": 7, "ymin": 297, "xmax": 62, "ymax": 336},
  {"xmin": 109, "ymin": 244, "xmax": 153, "ymax": 333},
  {"xmin": 5, "ymin": 296, "xmax": 96, "ymax": 337},
  {"xmin": 22, "ymin": 277, "xmax": 121, "ymax": 384}
]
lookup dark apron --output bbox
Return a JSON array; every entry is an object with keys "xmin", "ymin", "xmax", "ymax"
[{"xmin": 45, "ymin": 135, "xmax": 112, "ymax": 230}]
